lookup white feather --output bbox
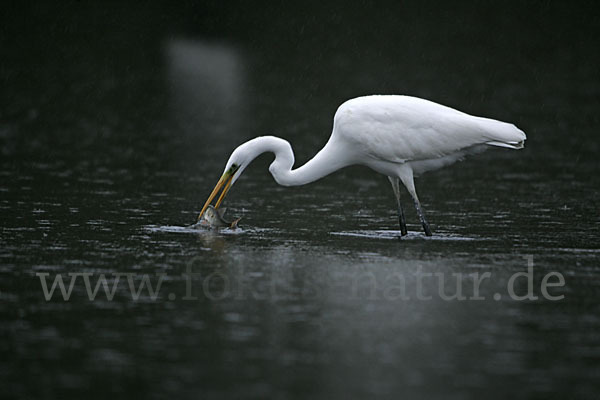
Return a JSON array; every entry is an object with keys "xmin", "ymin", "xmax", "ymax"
[
  {"xmin": 201, "ymin": 95, "xmax": 527, "ymax": 234},
  {"xmin": 331, "ymin": 95, "xmax": 526, "ymax": 174}
]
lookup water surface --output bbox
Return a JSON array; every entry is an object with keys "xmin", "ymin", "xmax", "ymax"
[{"xmin": 1, "ymin": 2, "xmax": 599, "ymax": 399}]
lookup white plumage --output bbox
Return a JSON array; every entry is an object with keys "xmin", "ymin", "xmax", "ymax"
[
  {"xmin": 198, "ymin": 95, "xmax": 526, "ymax": 236},
  {"xmin": 332, "ymin": 95, "xmax": 525, "ymax": 175}
]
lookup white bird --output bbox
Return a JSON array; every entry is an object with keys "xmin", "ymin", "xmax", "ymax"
[{"xmin": 198, "ymin": 95, "xmax": 526, "ymax": 236}]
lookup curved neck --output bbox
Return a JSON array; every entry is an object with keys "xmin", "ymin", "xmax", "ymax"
[{"xmin": 241, "ymin": 136, "xmax": 348, "ymax": 187}]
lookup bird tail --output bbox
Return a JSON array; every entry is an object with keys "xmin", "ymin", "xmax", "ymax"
[
  {"xmin": 485, "ymin": 140, "xmax": 525, "ymax": 149},
  {"xmin": 475, "ymin": 116, "xmax": 526, "ymax": 149}
]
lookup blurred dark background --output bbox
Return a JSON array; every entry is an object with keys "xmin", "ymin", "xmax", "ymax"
[
  {"xmin": 1, "ymin": 1, "xmax": 599, "ymax": 399},
  {"xmin": 2, "ymin": 1, "xmax": 599, "ymax": 165}
]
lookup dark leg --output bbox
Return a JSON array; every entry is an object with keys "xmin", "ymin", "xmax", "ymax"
[
  {"xmin": 413, "ymin": 198, "xmax": 432, "ymax": 236},
  {"xmin": 388, "ymin": 176, "xmax": 408, "ymax": 236},
  {"xmin": 398, "ymin": 167, "xmax": 433, "ymax": 237},
  {"xmin": 397, "ymin": 201, "xmax": 408, "ymax": 236}
]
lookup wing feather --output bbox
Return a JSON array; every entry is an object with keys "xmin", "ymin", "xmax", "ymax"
[{"xmin": 332, "ymin": 95, "xmax": 525, "ymax": 164}]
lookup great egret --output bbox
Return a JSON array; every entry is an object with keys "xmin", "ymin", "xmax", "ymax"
[{"xmin": 198, "ymin": 95, "xmax": 526, "ymax": 236}]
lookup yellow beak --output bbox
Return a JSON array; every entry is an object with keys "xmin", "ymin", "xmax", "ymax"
[{"xmin": 197, "ymin": 171, "xmax": 234, "ymax": 221}]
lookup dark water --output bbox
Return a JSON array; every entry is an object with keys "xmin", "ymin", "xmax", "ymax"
[{"xmin": 1, "ymin": 2, "xmax": 599, "ymax": 399}]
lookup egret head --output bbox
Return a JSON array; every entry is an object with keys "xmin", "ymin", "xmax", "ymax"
[
  {"xmin": 197, "ymin": 144, "xmax": 253, "ymax": 220},
  {"xmin": 197, "ymin": 136, "xmax": 293, "ymax": 220}
]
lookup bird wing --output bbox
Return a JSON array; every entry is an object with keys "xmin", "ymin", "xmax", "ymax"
[{"xmin": 333, "ymin": 95, "xmax": 524, "ymax": 164}]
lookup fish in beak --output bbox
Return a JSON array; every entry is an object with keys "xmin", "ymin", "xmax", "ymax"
[
  {"xmin": 197, "ymin": 205, "xmax": 241, "ymax": 229},
  {"xmin": 197, "ymin": 164, "xmax": 239, "ymax": 221}
]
